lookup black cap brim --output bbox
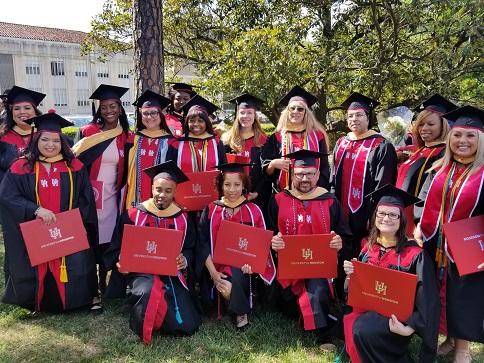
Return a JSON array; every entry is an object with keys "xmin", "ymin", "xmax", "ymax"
[
  {"xmin": 413, "ymin": 94, "xmax": 458, "ymax": 115},
  {"xmin": 282, "ymin": 149, "xmax": 328, "ymax": 167},
  {"xmin": 228, "ymin": 93, "xmax": 265, "ymax": 110},
  {"xmin": 341, "ymin": 92, "xmax": 380, "ymax": 112},
  {"xmin": 365, "ymin": 184, "xmax": 420, "ymax": 209},
  {"xmin": 181, "ymin": 94, "xmax": 219, "ymax": 117},
  {"xmin": 143, "ymin": 161, "xmax": 190, "ymax": 184},
  {"xmin": 442, "ymin": 106, "xmax": 484, "ymax": 131},
  {"xmin": 211, "ymin": 162, "xmax": 253, "ymax": 173},
  {"xmin": 166, "ymin": 82, "xmax": 197, "ymax": 95},
  {"xmin": 27, "ymin": 112, "xmax": 74, "ymax": 132},
  {"xmin": 133, "ymin": 90, "xmax": 171, "ymax": 109},
  {"xmin": 89, "ymin": 84, "xmax": 129, "ymax": 102},
  {"xmin": 279, "ymin": 85, "xmax": 318, "ymax": 108},
  {"xmin": 6, "ymin": 86, "xmax": 45, "ymax": 106}
]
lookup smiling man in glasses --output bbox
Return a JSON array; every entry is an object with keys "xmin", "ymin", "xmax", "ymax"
[
  {"xmin": 331, "ymin": 92, "xmax": 397, "ymax": 258},
  {"xmin": 267, "ymin": 149, "xmax": 353, "ymax": 348}
]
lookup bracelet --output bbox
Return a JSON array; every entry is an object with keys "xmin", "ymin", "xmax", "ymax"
[{"xmin": 34, "ymin": 207, "xmax": 41, "ymax": 216}]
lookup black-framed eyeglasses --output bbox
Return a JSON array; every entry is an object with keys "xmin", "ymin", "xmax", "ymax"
[
  {"xmin": 141, "ymin": 111, "xmax": 160, "ymax": 118},
  {"xmin": 294, "ymin": 172, "xmax": 316, "ymax": 180},
  {"xmin": 375, "ymin": 211, "xmax": 400, "ymax": 220},
  {"xmin": 288, "ymin": 106, "xmax": 305, "ymax": 113}
]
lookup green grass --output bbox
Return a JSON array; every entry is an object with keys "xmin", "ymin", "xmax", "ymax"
[{"xmin": 0, "ymin": 228, "xmax": 483, "ymax": 363}]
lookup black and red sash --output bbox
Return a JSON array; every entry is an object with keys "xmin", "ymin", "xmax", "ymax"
[
  {"xmin": 206, "ymin": 201, "xmax": 276, "ymax": 284},
  {"xmin": 334, "ymin": 136, "xmax": 383, "ymax": 218}
]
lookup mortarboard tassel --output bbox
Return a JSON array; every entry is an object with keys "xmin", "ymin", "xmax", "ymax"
[
  {"xmin": 169, "ymin": 276, "xmax": 183, "ymax": 324},
  {"xmin": 60, "ymin": 256, "xmax": 68, "ymax": 282}
]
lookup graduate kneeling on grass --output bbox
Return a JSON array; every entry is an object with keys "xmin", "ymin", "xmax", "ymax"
[
  {"xmin": 267, "ymin": 150, "xmax": 353, "ymax": 347},
  {"xmin": 104, "ymin": 161, "xmax": 201, "ymax": 344}
]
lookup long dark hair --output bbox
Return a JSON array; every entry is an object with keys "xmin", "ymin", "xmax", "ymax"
[
  {"xmin": 90, "ymin": 101, "xmax": 130, "ymax": 136},
  {"xmin": 183, "ymin": 111, "xmax": 214, "ymax": 136},
  {"xmin": 23, "ymin": 132, "xmax": 75, "ymax": 171},
  {"xmin": 214, "ymin": 172, "xmax": 251, "ymax": 197},
  {"xmin": 366, "ymin": 208, "xmax": 409, "ymax": 254},
  {"xmin": 0, "ymin": 104, "xmax": 42, "ymax": 138}
]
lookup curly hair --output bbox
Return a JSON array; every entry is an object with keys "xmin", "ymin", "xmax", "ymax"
[
  {"xmin": 214, "ymin": 172, "xmax": 251, "ymax": 198},
  {"xmin": 22, "ymin": 132, "xmax": 75, "ymax": 172},
  {"xmin": 0, "ymin": 104, "xmax": 42, "ymax": 138},
  {"xmin": 366, "ymin": 208, "xmax": 409, "ymax": 254},
  {"xmin": 89, "ymin": 101, "xmax": 130, "ymax": 136},
  {"xmin": 221, "ymin": 109, "xmax": 266, "ymax": 153}
]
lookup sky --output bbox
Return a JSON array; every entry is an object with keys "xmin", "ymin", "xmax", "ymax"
[{"xmin": 0, "ymin": 0, "xmax": 105, "ymax": 32}]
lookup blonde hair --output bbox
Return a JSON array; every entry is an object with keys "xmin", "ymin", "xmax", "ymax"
[
  {"xmin": 429, "ymin": 127, "xmax": 484, "ymax": 176},
  {"xmin": 221, "ymin": 110, "xmax": 266, "ymax": 153},
  {"xmin": 275, "ymin": 100, "xmax": 330, "ymax": 149},
  {"xmin": 412, "ymin": 110, "xmax": 451, "ymax": 148}
]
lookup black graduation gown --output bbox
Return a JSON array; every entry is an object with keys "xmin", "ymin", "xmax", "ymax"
[
  {"xmin": 266, "ymin": 189, "xmax": 353, "ymax": 329},
  {"xmin": 346, "ymin": 242, "xmax": 440, "ymax": 363},
  {"xmin": 332, "ymin": 134, "xmax": 397, "ymax": 256},
  {"xmin": 396, "ymin": 144, "xmax": 445, "ymax": 197},
  {"xmin": 261, "ymin": 130, "xmax": 330, "ymax": 191},
  {"xmin": 103, "ymin": 203, "xmax": 201, "ymax": 343},
  {"xmin": 0, "ymin": 159, "xmax": 99, "ymax": 312}
]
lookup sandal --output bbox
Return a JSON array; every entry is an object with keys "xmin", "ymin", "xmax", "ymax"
[
  {"xmin": 236, "ymin": 314, "xmax": 249, "ymax": 332},
  {"xmin": 21, "ymin": 310, "xmax": 42, "ymax": 319},
  {"xmin": 437, "ymin": 338, "xmax": 455, "ymax": 356},
  {"xmin": 453, "ymin": 350, "xmax": 472, "ymax": 363},
  {"xmin": 90, "ymin": 300, "xmax": 103, "ymax": 315}
]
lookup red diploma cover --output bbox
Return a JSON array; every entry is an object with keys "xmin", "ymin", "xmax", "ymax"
[
  {"xmin": 277, "ymin": 234, "xmax": 337, "ymax": 279},
  {"xmin": 348, "ymin": 261, "xmax": 418, "ymax": 322},
  {"xmin": 212, "ymin": 220, "xmax": 273, "ymax": 274},
  {"xmin": 119, "ymin": 225, "xmax": 183, "ymax": 276},
  {"xmin": 90, "ymin": 180, "xmax": 104, "ymax": 209},
  {"xmin": 443, "ymin": 215, "xmax": 484, "ymax": 276},
  {"xmin": 20, "ymin": 208, "xmax": 90, "ymax": 266},
  {"xmin": 175, "ymin": 171, "xmax": 219, "ymax": 211}
]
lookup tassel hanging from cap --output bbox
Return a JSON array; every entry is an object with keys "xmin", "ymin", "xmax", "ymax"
[
  {"xmin": 169, "ymin": 276, "xmax": 183, "ymax": 324},
  {"xmin": 60, "ymin": 256, "xmax": 68, "ymax": 282}
]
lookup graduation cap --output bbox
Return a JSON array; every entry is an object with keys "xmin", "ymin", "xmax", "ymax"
[
  {"xmin": 340, "ymin": 92, "xmax": 380, "ymax": 113},
  {"xmin": 283, "ymin": 149, "xmax": 327, "ymax": 168},
  {"xmin": 211, "ymin": 162, "xmax": 253, "ymax": 174},
  {"xmin": 143, "ymin": 160, "xmax": 190, "ymax": 184},
  {"xmin": 6, "ymin": 86, "xmax": 45, "ymax": 106},
  {"xmin": 133, "ymin": 90, "xmax": 171, "ymax": 110},
  {"xmin": 228, "ymin": 93, "xmax": 265, "ymax": 110},
  {"xmin": 166, "ymin": 82, "xmax": 197, "ymax": 96},
  {"xmin": 27, "ymin": 110, "xmax": 74, "ymax": 133},
  {"xmin": 442, "ymin": 106, "xmax": 484, "ymax": 131},
  {"xmin": 279, "ymin": 85, "xmax": 318, "ymax": 108},
  {"xmin": 413, "ymin": 94, "xmax": 458, "ymax": 115},
  {"xmin": 181, "ymin": 94, "xmax": 219, "ymax": 117},
  {"xmin": 366, "ymin": 184, "xmax": 420, "ymax": 210},
  {"xmin": 89, "ymin": 84, "xmax": 129, "ymax": 103}
]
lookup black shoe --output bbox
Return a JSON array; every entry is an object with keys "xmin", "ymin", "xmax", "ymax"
[{"xmin": 90, "ymin": 302, "xmax": 103, "ymax": 315}]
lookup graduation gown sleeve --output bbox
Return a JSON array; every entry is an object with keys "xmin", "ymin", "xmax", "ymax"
[
  {"xmin": 103, "ymin": 210, "xmax": 133, "ymax": 270},
  {"xmin": 196, "ymin": 205, "xmax": 211, "ymax": 279}
]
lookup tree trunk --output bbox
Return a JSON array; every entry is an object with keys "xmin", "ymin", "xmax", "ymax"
[{"xmin": 133, "ymin": 0, "xmax": 164, "ymax": 98}]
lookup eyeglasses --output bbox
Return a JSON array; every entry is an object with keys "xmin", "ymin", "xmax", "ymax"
[
  {"xmin": 294, "ymin": 172, "xmax": 316, "ymax": 180},
  {"xmin": 188, "ymin": 119, "xmax": 205, "ymax": 124},
  {"xmin": 288, "ymin": 106, "xmax": 305, "ymax": 113},
  {"xmin": 375, "ymin": 211, "xmax": 400, "ymax": 220},
  {"xmin": 141, "ymin": 111, "xmax": 160, "ymax": 118},
  {"xmin": 347, "ymin": 112, "xmax": 367, "ymax": 120}
]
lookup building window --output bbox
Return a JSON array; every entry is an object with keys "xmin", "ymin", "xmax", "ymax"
[
  {"xmin": 53, "ymin": 88, "xmax": 68, "ymax": 106},
  {"xmin": 120, "ymin": 94, "xmax": 130, "ymax": 107},
  {"xmin": 97, "ymin": 72, "xmax": 109, "ymax": 78},
  {"xmin": 75, "ymin": 71, "xmax": 88, "ymax": 77},
  {"xmin": 77, "ymin": 89, "xmax": 90, "ymax": 107},
  {"xmin": 51, "ymin": 61, "xmax": 65, "ymax": 76},
  {"xmin": 25, "ymin": 57, "xmax": 41, "ymax": 75},
  {"xmin": 118, "ymin": 62, "xmax": 130, "ymax": 79},
  {"xmin": 96, "ymin": 63, "xmax": 109, "ymax": 79},
  {"xmin": 75, "ymin": 60, "xmax": 88, "ymax": 77}
]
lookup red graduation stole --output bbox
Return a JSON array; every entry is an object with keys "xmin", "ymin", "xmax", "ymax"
[{"xmin": 334, "ymin": 137, "xmax": 382, "ymax": 218}]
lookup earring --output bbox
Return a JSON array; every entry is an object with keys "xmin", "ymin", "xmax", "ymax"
[{"xmin": 242, "ymin": 188, "xmax": 248, "ymax": 195}]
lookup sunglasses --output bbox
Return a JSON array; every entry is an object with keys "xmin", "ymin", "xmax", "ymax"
[{"xmin": 288, "ymin": 106, "xmax": 305, "ymax": 113}]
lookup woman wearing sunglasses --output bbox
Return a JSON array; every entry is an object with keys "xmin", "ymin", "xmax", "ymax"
[{"xmin": 261, "ymin": 85, "xmax": 330, "ymax": 192}]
